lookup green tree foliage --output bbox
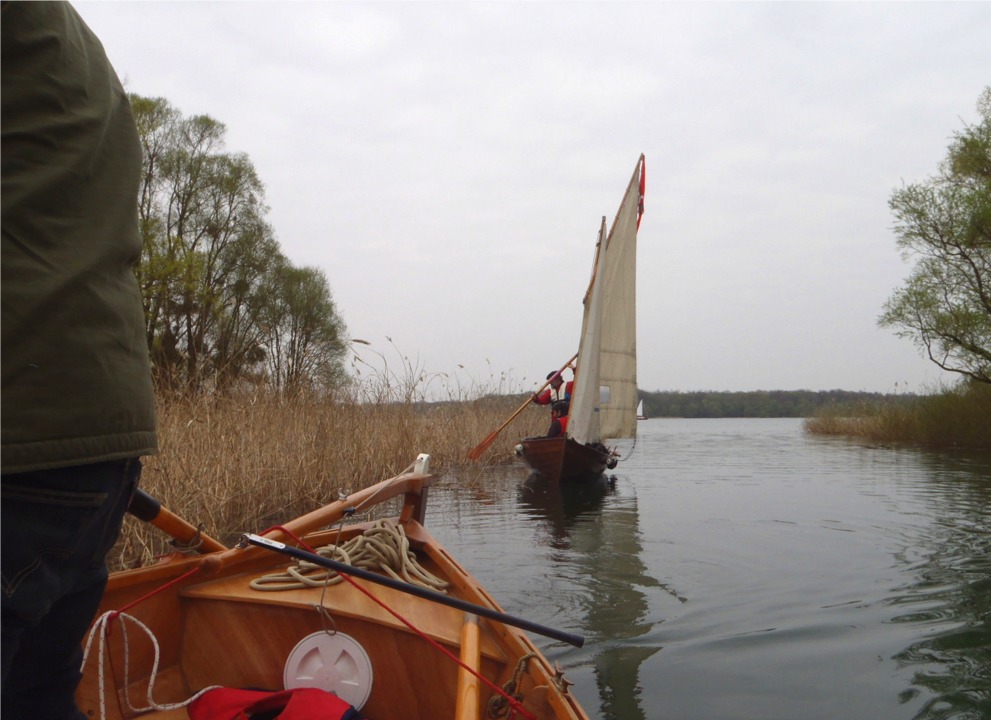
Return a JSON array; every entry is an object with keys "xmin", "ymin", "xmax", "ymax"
[
  {"xmin": 130, "ymin": 95, "xmax": 348, "ymax": 392},
  {"xmin": 880, "ymin": 88, "xmax": 991, "ymax": 384},
  {"xmin": 258, "ymin": 261, "xmax": 348, "ymax": 393}
]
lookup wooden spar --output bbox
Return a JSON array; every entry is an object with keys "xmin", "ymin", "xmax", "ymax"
[
  {"xmin": 127, "ymin": 488, "xmax": 227, "ymax": 553},
  {"xmin": 455, "ymin": 613, "xmax": 482, "ymax": 720}
]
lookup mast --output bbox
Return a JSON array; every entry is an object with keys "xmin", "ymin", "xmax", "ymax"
[{"xmin": 568, "ymin": 218, "xmax": 609, "ymax": 446}]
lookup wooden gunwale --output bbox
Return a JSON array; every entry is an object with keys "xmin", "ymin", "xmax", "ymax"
[{"xmin": 104, "ymin": 472, "xmax": 434, "ymax": 593}]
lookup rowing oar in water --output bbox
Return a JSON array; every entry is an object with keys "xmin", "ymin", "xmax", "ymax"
[
  {"xmin": 240, "ymin": 533, "xmax": 585, "ymax": 648},
  {"xmin": 467, "ymin": 352, "xmax": 578, "ymax": 462},
  {"xmin": 128, "ymin": 488, "xmax": 227, "ymax": 554}
]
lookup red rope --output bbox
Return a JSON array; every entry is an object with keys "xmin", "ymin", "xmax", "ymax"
[
  {"xmin": 103, "ymin": 566, "xmax": 201, "ymax": 636},
  {"xmin": 270, "ymin": 524, "xmax": 537, "ymax": 720},
  {"xmin": 260, "ymin": 525, "xmax": 317, "ymax": 554},
  {"xmin": 102, "ymin": 527, "xmax": 300, "ymax": 631}
]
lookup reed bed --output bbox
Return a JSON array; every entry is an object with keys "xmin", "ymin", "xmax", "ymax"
[
  {"xmin": 804, "ymin": 381, "xmax": 991, "ymax": 450},
  {"xmin": 114, "ymin": 388, "xmax": 547, "ymax": 569}
]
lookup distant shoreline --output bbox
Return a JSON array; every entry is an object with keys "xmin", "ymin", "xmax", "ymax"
[
  {"xmin": 637, "ymin": 386, "xmax": 990, "ymax": 450},
  {"xmin": 637, "ymin": 389, "xmax": 916, "ymax": 420}
]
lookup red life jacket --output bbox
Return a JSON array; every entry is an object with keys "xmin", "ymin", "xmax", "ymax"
[
  {"xmin": 534, "ymin": 380, "xmax": 573, "ymax": 405},
  {"xmin": 188, "ymin": 687, "xmax": 361, "ymax": 720},
  {"xmin": 546, "ymin": 414, "xmax": 569, "ymax": 438}
]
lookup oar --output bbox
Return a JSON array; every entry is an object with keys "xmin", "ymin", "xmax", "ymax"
[
  {"xmin": 241, "ymin": 533, "xmax": 585, "ymax": 648},
  {"xmin": 127, "ymin": 488, "xmax": 227, "ymax": 554},
  {"xmin": 467, "ymin": 352, "xmax": 577, "ymax": 461}
]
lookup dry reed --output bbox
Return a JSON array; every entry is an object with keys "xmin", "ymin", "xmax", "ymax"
[
  {"xmin": 804, "ymin": 381, "xmax": 991, "ymax": 450},
  {"xmin": 113, "ymin": 387, "xmax": 548, "ymax": 569}
]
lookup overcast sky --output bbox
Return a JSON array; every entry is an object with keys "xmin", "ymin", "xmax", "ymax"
[{"xmin": 77, "ymin": 1, "xmax": 988, "ymax": 395}]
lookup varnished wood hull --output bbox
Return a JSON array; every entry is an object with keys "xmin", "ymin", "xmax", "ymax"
[
  {"xmin": 76, "ymin": 470, "xmax": 590, "ymax": 720},
  {"xmin": 519, "ymin": 436, "xmax": 612, "ymax": 483}
]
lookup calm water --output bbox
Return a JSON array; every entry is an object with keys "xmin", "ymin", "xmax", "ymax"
[{"xmin": 425, "ymin": 418, "xmax": 991, "ymax": 720}]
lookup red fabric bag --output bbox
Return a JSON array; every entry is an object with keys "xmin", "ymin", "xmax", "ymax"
[{"xmin": 188, "ymin": 686, "xmax": 361, "ymax": 720}]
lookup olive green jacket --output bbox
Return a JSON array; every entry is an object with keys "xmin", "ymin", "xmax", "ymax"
[{"xmin": 1, "ymin": 2, "xmax": 158, "ymax": 474}]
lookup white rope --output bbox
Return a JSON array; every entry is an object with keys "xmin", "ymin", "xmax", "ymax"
[
  {"xmin": 249, "ymin": 518, "xmax": 449, "ymax": 594},
  {"xmin": 81, "ymin": 610, "xmax": 221, "ymax": 720}
]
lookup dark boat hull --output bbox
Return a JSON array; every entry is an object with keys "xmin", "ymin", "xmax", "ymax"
[{"xmin": 519, "ymin": 436, "xmax": 612, "ymax": 483}]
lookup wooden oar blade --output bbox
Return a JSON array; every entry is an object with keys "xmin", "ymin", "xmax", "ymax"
[{"xmin": 467, "ymin": 431, "xmax": 498, "ymax": 461}]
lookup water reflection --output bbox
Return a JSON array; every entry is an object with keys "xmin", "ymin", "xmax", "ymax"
[
  {"xmin": 432, "ymin": 421, "xmax": 991, "ymax": 719},
  {"xmin": 886, "ymin": 450, "xmax": 991, "ymax": 720},
  {"xmin": 517, "ymin": 474, "xmax": 662, "ymax": 720},
  {"xmin": 516, "ymin": 473, "xmax": 614, "ymax": 545}
]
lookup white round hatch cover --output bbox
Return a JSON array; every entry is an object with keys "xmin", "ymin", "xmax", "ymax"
[{"xmin": 283, "ymin": 632, "xmax": 373, "ymax": 710}]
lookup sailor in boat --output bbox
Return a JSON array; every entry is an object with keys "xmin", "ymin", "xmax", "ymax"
[
  {"xmin": 532, "ymin": 368, "xmax": 574, "ymax": 407},
  {"xmin": 546, "ymin": 400, "xmax": 571, "ymax": 438}
]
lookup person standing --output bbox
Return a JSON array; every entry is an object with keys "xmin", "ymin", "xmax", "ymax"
[
  {"xmin": 532, "ymin": 368, "xmax": 574, "ymax": 407},
  {"xmin": 1, "ymin": 3, "xmax": 158, "ymax": 718}
]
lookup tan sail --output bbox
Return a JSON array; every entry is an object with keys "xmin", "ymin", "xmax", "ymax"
[
  {"xmin": 597, "ymin": 154, "xmax": 643, "ymax": 442},
  {"xmin": 569, "ymin": 155, "xmax": 643, "ymax": 445},
  {"xmin": 568, "ymin": 218, "xmax": 608, "ymax": 445}
]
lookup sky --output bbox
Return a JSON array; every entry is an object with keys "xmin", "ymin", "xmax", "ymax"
[{"xmin": 76, "ymin": 1, "xmax": 989, "ymax": 395}]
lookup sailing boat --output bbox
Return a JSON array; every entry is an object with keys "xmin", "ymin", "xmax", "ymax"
[
  {"xmin": 637, "ymin": 399, "xmax": 647, "ymax": 421},
  {"xmin": 519, "ymin": 155, "xmax": 645, "ymax": 482}
]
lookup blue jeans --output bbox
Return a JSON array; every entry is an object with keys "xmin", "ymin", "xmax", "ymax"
[{"xmin": 1, "ymin": 459, "xmax": 140, "ymax": 720}]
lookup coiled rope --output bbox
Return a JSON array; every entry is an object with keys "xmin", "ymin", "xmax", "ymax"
[{"xmin": 249, "ymin": 518, "xmax": 450, "ymax": 594}]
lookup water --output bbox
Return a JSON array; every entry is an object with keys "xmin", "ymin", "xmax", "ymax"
[{"xmin": 425, "ymin": 418, "xmax": 991, "ymax": 720}]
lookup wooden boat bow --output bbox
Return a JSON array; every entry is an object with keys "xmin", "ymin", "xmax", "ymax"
[{"xmin": 83, "ymin": 460, "xmax": 590, "ymax": 719}]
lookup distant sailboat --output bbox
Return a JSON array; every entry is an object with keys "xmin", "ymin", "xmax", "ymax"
[
  {"xmin": 637, "ymin": 399, "xmax": 647, "ymax": 421},
  {"xmin": 519, "ymin": 155, "xmax": 645, "ymax": 482}
]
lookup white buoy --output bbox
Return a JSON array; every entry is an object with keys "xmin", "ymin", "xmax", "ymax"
[{"xmin": 283, "ymin": 632, "xmax": 373, "ymax": 710}]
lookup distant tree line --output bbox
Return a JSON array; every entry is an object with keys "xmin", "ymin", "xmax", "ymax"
[
  {"xmin": 130, "ymin": 95, "xmax": 348, "ymax": 394},
  {"xmin": 638, "ymin": 390, "xmax": 915, "ymax": 419}
]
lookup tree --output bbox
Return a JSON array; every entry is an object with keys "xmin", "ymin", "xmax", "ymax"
[
  {"xmin": 130, "ymin": 95, "xmax": 348, "ymax": 392},
  {"xmin": 880, "ymin": 88, "xmax": 991, "ymax": 385},
  {"xmin": 258, "ymin": 261, "xmax": 348, "ymax": 393}
]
